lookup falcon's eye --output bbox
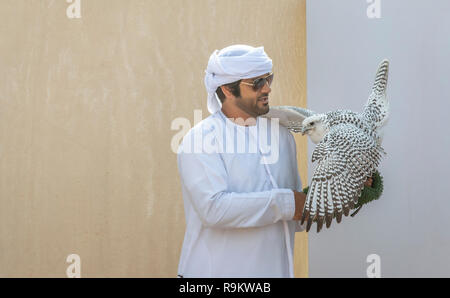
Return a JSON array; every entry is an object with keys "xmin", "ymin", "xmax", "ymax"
[{"xmin": 310, "ymin": 122, "xmax": 315, "ymax": 126}]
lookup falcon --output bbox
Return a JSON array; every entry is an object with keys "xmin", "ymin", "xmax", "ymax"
[{"xmin": 263, "ymin": 59, "xmax": 390, "ymax": 232}]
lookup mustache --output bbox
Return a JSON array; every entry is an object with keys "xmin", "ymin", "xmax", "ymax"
[{"xmin": 258, "ymin": 93, "xmax": 269, "ymax": 99}]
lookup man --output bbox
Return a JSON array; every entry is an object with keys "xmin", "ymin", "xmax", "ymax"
[{"xmin": 177, "ymin": 45, "xmax": 307, "ymax": 278}]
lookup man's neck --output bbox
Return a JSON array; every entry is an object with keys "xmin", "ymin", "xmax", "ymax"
[
  {"xmin": 221, "ymin": 106, "xmax": 257, "ymax": 126},
  {"xmin": 221, "ymin": 103, "xmax": 258, "ymax": 126}
]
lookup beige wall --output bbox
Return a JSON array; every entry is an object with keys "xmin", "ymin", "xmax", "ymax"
[{"xmin": 0, "ymin": 0, "xmax": 307, "ymax": 277}]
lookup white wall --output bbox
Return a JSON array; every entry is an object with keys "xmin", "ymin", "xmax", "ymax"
[{"xmin": 306, "ymin": 0, "xmax": 450, "ymax": 277}]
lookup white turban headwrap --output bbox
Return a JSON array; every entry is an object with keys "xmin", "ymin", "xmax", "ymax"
[{"xmin": 204, "ymin": 45, "xmax": 273, "ymax": 114}]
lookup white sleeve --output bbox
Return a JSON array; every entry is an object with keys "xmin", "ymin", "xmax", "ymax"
[
  {"xmin": 178, "ymin": 150, "xmax": 296, "ymax": 229},
  {"xmin": 286, "ymin": 131, "xmax": 307, "ymax": 233},
  {"xmin": 294, "ymin": 156, "xmax": 306, "ymax": 232}
]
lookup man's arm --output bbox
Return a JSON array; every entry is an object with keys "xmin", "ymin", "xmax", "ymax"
[
  {"xmin": 178, "ymin": 149, "xmax": 299, "ymax": 229},
  {"xmin": 284, "ymin": 129, "xmax": 308, "ymax": 231}
]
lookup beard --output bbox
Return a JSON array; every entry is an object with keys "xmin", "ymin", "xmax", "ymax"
[
  {"xmin": 236, "ymin": 93, "xmax": 270, "ymax": 117},
  {"xmin": 255, "ymin": 93, "xmax": 270, "ymax": 115}
]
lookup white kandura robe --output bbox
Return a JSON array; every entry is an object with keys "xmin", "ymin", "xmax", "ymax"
[{"xmin": 177, "ymin": 109, "xmax": 305, "ymax": 278}]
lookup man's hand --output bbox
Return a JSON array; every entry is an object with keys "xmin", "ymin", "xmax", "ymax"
[
  {"xmin": 292, "ymin": 190, "xmax": 306, "ymax": 221},
  {"xmin": 364, "ymin": 177, "xmax": 373, "ymax": 187}
]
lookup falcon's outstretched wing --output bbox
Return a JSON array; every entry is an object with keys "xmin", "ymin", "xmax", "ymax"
[
  {"xmin": 300, "ymin": 123, "xmax": 383, "ymax": 232},
  {"xmin": 363, "ymin": 59, "xmax": 390, "ymax": 129},
  {"xmin": 263, "ymin": 106, "xmax": 315, "ymax": 133}
]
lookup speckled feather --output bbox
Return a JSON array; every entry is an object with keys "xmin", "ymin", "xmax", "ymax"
[{"xmin": 297, "ymin": 59, "xmax": 390, "ymax": 232}]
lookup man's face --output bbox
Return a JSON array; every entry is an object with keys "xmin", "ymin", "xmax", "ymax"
[{"xmin": 235, "ymin": 73, "xmax": 272, "ymax": 117}]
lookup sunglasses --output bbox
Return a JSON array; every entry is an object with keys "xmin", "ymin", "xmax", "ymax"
[{"xmin": 240, "ymin": 72, "xmax": 274, "ymax": 91}]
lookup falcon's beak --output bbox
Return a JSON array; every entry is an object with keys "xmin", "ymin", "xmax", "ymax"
[{"xmin": 301, "ymin": 126, "xmax": 308, "ymax": 135}]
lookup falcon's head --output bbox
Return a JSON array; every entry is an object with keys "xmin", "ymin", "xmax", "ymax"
[{"xmin": 301, "ymin": 115, "xmax": 328, "ymax": 144}]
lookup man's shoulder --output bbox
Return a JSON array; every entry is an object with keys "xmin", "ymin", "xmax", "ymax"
[
  {"xmin": 273, "ymin": 121, "xmax": 296, "ymax": 143},
  {"xmin": 186, "ymin": 112, "xmax": 223, "ymax": 137},
  {"xmin": 177, "ymin": 112, "xmax": 224, "ymax": 155}
]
